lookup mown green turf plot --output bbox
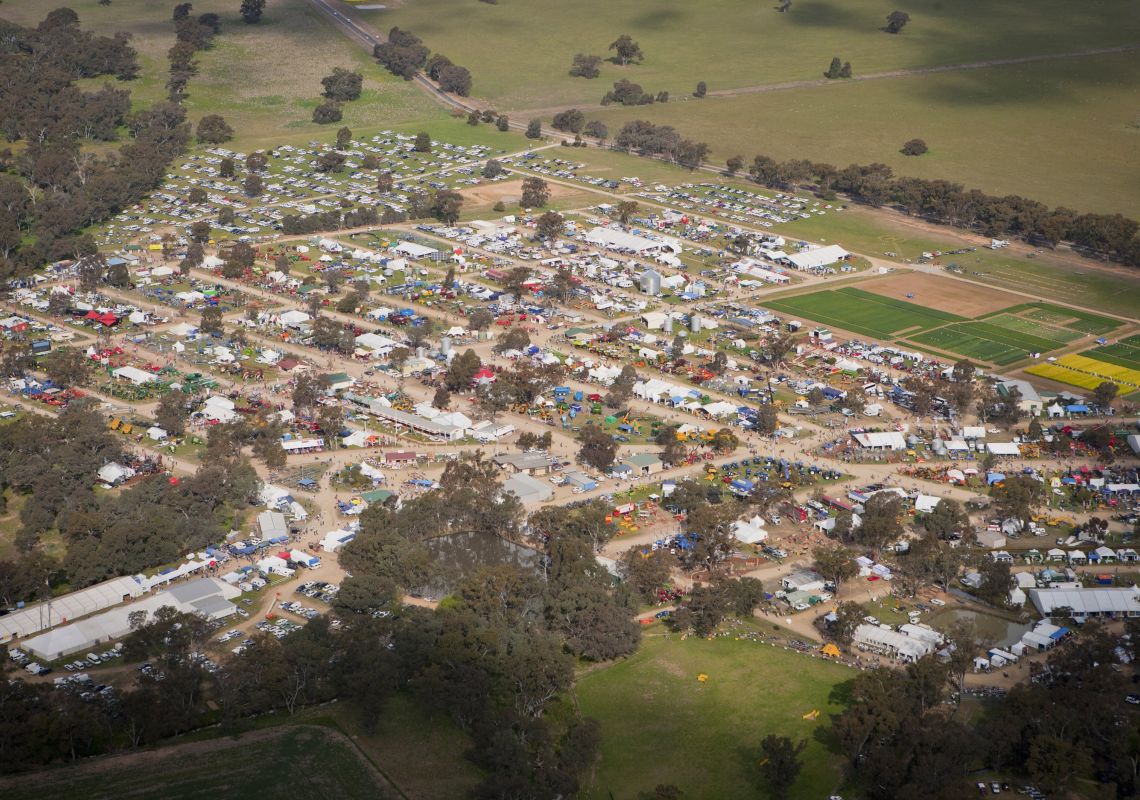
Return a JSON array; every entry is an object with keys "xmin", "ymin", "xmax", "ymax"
[
  {"xmin": 762, "ymin": 287, "xmax": 962, "ymax": 339},
  {"xmin": 1015, "ymin": 303, "xmax": 1122, "ymax": 335},
  {"xmin": 982, "ymin": 314, "xmax": 1084, "ymax": 344},
  {"xmin": 908, "ymin": 326, "xmax": 1023, "ymax": 365},
  {"xmin": 909, "ymin": 318, "xmax": 1068, "ymax": 365},
  {"xmin": 577, "ymin": 630, "xmax": 854, "ymax": 800}
]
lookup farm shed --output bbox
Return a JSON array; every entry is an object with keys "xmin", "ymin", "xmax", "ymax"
[
  {"xmin": 502, "ymin": 473, "xmax": 554, "ymax": 504},
  {"xmin": 626, "ymin": 453, "xmax": 663, "ymax": 475}
]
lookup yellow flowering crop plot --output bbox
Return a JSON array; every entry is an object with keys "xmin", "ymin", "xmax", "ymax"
[
  {"xmin": 1056, "ymin": 354, "xmax": 1140, "ymax": 389},
  {"xmin": 1025, "ymin": 363, "xmax": 1104, "ymax": 390}
]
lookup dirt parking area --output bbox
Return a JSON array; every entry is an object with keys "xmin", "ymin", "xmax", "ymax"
[
  {"xmin": 460, "ymin": 179, "xmax": 587, "ymax": 208},
  {"xmin": 859, "ymin": 271, "xmax": 1022, "ymax": 316}
]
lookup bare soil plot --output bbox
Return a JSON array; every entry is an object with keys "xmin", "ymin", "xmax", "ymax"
[{"xmin": 858, "ymin": 272, "xmax": 1022, "ymax": 317}]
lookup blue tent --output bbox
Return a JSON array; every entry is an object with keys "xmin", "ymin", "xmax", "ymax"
[{"xmin": 986, "ymin": 472, "xmax": 1006, "ymax": 485}]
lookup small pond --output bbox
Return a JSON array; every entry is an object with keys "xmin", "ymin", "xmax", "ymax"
[
  {"xmin": 927, "ymin": 608, "xmax": 1033, "ymax": 649},
  {"xmin": 417, "ymin": 532, "xmax": 542, "ymax": 600}
]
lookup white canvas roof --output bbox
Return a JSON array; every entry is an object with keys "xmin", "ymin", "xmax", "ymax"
[
  {"xmin": 393, "ymin": 241, "xmax": 437, "ymax": 259},
  {"xmin": 1028, "ymin": 586, "xmax": 1140, "ymax": 617},
  {"xmin": 584, "ymin": 226, "xmax": 665, "ymax": 254},
  {"xmin": 852, "ymin": 431, "xmax": 907, "ymax": 450},
  {"xmin": 0, "ymin": 576, "xmax": 144, "ymax": 640},
  {"xmin": 278, "ymin": 309, "xmax": 311, "ymax": 328},
  {"xmin": 786, "ymin": 244, "xmax": 848, "ymax": 270},
  {"xmin": 112, "ymin": 365, "xmax": 158, "ymax": 385},
  {"xmin": 986, "ymin": 442, "xmax": 1021, "ymax": 455}
]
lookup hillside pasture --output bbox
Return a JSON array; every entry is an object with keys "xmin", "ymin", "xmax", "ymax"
[
  {"xmin": 359, "ymin": 0, "xmax": 1140, "ymax": 113},
  {"xmin": 586, "ymin": 52, "xmax": 1140, "ymax": 217}
]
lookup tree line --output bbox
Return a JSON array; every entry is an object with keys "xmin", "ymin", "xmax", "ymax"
[
  {"xmin": 374, "ymin": 27, "xmax": 473, "ymax": 96},
  {"xmin": 745, "ymin": 154, "xmax": 1140, "ymax": 265},
  {"xmin": 0, "ymin": 9, "xmax": 198, "ymax": 280}
]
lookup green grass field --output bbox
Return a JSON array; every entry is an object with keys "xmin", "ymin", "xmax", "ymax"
[
  {"xmin": 762, "ymin": 286, "xmax": 962, "ymax": 338},
  {"xmin": 577, "ymin": 630, "xmax": 853, "ymax": 800},
  {"xmin": 4, "ymin": 725, "xmax": 398, "ymax": 800}
]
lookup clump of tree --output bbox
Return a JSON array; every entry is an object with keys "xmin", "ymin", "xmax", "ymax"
[
  {"xmin": 525, "ymin": 118, "xmax": 543, "ymax": 139},
  {"xmin": 901, "ymin": 138, "xmax": 928, "ymax": 156},
  {"xmin": 281, "ymin": 205, "xmax": 378, "ymax": 235},
  {"xmin": 569, "ymin": 53, "xmax": 602, "ymax": 78},
  {"xmin": 312, "ymin": 101, "xmax": 343, "ymax": 124},
  {"xmin": 694, "ymin": 81, "xmax": 707, "ymax": 97},
  {"xmin": 240, "ymin": 0, "xmax": 265, "ymax": 24},
  {"xmin": 374, "ymin": 27, "xmax": 429, "ymax": 80},
  {"xmin": 741, "ymin": 152, "xmax": 1140, "ymax": 262},
  {"xmin": 885, "ymin": 10, "xmax": 910, "ymax": 33},
  {"xmin": 609, "ymin": 34, "xmax": 643, "ymax": 65},
  {"xmin": 0, "ymin": 11, "xmax": 194, "ymax": 281},
  {"xmin": 825, "ymin": 57, "xmax": 853, "ymax": 79},
  {"xmin": 520, "ymin": 176, "xmax": 550, "ymax": 208},
  {"xmin": 552, "ymin": 108, "xmax": 586, "ymax": 133},
  {"xmin": 577, "ymin": 424, "xmax": 618, "ymax": 472},
  {"xmin": 612, "ymin": 120, "xmax": 711, "ymax": 169},
  {"xmin": 321, "ymin": 67, "xmax": 363, "ymax": 102},
  {"xmin": 437, "ymin": 64, "xmax": 472, "ymax": 96},
  {"xmin": 195, "ymin": 114, "xmax": 233, "ymax": 144},
  {"xmin": 601, "ymin": 78, "xmax": 654, "ymax": 106}
]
